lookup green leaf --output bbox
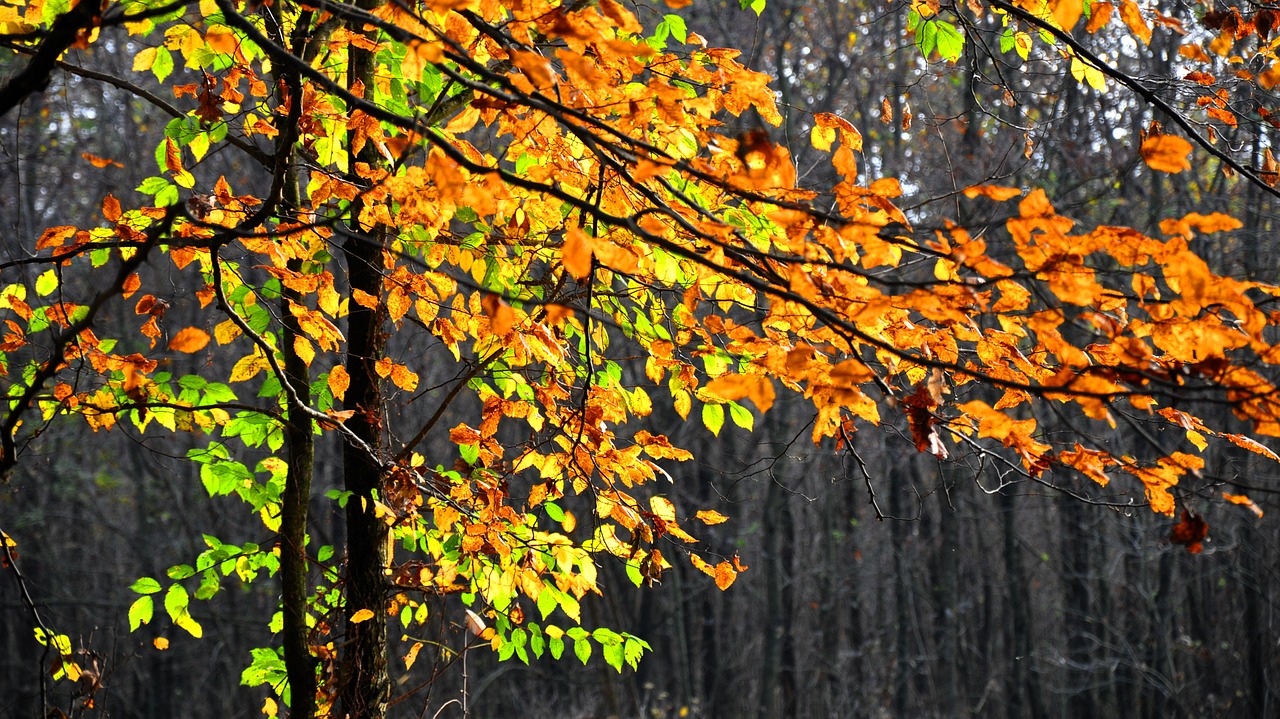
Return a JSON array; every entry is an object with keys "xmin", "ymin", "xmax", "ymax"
[
  {"xmin": 164, "ymin": 583, "xmax": 189, "ymax": 622},
  {"xmin": 543, "ymin": 502, "xmax": 565, "ymax": 522},
  {"xmin": 625, "ymin": 560, "xmax": 643, "ymax": 587},
  {"xmin": 573, "ymin": 637, "xmax": 591, "ymax": 665},
  {"xmin": 537, "ymin": 587, "xmax": 558, "ymax": 619},
  {"xmin": 151, "ymin": 47, "xmax": 174, "ymax": 82},
  {"xmin": 702, "ymin": 402, "xmax": 724, "ymax": 436},
  {"xmin": 194, "ymin": 571, "xmax": 220, "ymax": 600},
  {"xmin": 130, "ymin": 576, "xmax": 163, "ymax": 595},
  {"xmin": 728, "ymin": 402, "xmax": 754, "ymax": 431},
  {"xmin": 549, "ymin": 635, "xmax": 564, "ymax": 660},
  {"xmin": 528, "ymin": 625, "xmax": 545, "ymax": 658},
  {"xmin": 603, "ymin": 641, "xmax": 624, "ymax": 672},
  {"xmin": 623, "ymin": 636, "xmax": 648, "ymax": 669},
  {"xmin": 662, "ymin": 14, "xmax": 687, "ymax": 44},
  {"xmin": 128, "ymin": 596, "xmax": 154, "ymax": 631},
  {"xmin": 459, "ymin": 442, "xmax": 479, "ymax": 466},
  {"xmin": 916, "ymin": 20, "xmax": 937, "ymax": 58},
  {"xmin": 935, "ymin": 21, "xmax": 965, "ymax": 62}
]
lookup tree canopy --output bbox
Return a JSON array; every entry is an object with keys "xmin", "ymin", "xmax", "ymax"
[{"xmin": 0, "ymin": 0, "xmax": 1277, "ymax": 715}]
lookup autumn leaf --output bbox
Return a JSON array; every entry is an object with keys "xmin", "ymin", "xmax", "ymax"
[
  {"xmin": 81, "ymin": 152, "xmax": 123, "ymax": 168},
  {"xmin": 102, "ymin": 194, "xmax": 122, "ymax": 222},
  {"xmin": 169, "ymin": 328, "xmax": 211, "ymax": 353},
  {"xmin": 153, "ymin": 637, "xmax": 169, "ymax": 650},
  {"xmin": 703, "ymin": 373, "xmax": 775, "ymax": 412},
  {"xmin": 1169, "ymin": 510, "xmax": 1208, "ymax": 553},
  {"xmin": 1141, "ymin": 134, "xmax": 1193, "ymax": 173},
  {"xmin": 1222, "ymin": 493, "xmax": 1264, "ymax": 518},
  {"xmin": 562, "ymin": 228, "xmax": 594, "ymax": 280},
  {"xmin": 1119, "ymin": 0, "xmax": 1152, "ymax": 44},
  {"xmin": 328, "ymin": 364, "xmax": 350, "ymax": 401},
  {"xmin": 963, "ymin": 185, "xmax": 1022, "ymax": 201},
  {"xmin": 695, "ymin": 509, "xmax": 729, "ymax": 525},
  {"xmin": 481, "ymin": 293, "xmax": 516, "ymax": 336},
  {"xmin": 350, "ymin": 608, "xmax": 376, "ymax": 623}
]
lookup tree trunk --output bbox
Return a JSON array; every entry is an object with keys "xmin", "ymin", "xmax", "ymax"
[{"xmin": 339, "ymin": 3, "xmax": 391, "ymax": 715}]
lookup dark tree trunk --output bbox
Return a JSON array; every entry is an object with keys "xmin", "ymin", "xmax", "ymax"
[{"xmin": 338, "ymin": 4, "xmax": 390, "ymax": 715}]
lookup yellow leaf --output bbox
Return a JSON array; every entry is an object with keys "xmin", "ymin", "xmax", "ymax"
[
  {"xmin": 262, "ymin": 697, "xmax": 278, "ymax": 718},
  {"xmin": 695, "ymin": 509, "xmax": 729, "ymax": 525},
  {"xmin": 132, "ymin": 46, "xmax": 157, "ymax": 72},
  {"xmin": 229, "ymin": 353, "xmax": 268, "ymax": 382},
  {"xmin": 1141, "ymin": 134, "xmax": 1192, "ymax": 173},
  {"xmin": 169, "ymin": 327, "xmax": 210, "ymax": 353},
  {"xmin": 293, "ymin": 336, "xmax": 315, "ymax": 366},
  {"xmin": 214, "ymin": 319, "xmax": 241, "ymax": 345},
  {"xmin": 350, "ymin": 608, "xmax": 375, "ymax": 623},
  {"xmin": 810, "ymin": 123, "xmax": 837, "ymax": 152},
  {"xmin": 1070, "ymin": 54, "xmax": 1107, "ymax": 91}
]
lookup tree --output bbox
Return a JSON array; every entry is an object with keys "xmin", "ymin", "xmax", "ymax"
[{"xmin": 0, "ymin": 0, "xmax": 1277, "ymax": 716}]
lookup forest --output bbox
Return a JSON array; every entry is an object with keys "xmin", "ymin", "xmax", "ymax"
[{"xmin": 0, "ymin": 0, "xmax": 1278, "ymax": 716}]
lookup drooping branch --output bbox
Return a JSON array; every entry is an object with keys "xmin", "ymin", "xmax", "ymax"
[
  {"xmin": 0, "ymin": 208, "xmax": 176, "ymax": 479},
  {"xmin": 985, "ymin": 0, "xmax": 1280, "ymax": 201}
]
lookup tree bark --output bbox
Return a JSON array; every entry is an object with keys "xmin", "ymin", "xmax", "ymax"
[{"xmin": 339, "ymin": 3, "xmax": 391, "ymax": 715}]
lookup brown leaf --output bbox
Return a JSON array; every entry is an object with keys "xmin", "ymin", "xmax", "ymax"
[{"xmin": 1169, "ymin": 510, "xmax": 1208, "ymax": 553}]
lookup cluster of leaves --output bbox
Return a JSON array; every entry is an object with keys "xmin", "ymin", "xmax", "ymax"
[{"xmin": 0, "ymin": 0, "xmax": 1275, "ymax": 713}]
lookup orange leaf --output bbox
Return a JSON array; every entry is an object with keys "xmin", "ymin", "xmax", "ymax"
[
  {"xmin": 122, "ymin": 273, "xmax": 141, "ymax": 299},
  {"xmin": 703, "ymin": 374, "xmax": 775, "ymax": 412},
  {"xmin": 102, "ymin": 194, "xmax": 121, "ymax": 222},
  {"xmin": 81, "ymin": 152, "xmax": 123, "ymax": 168},
  {"xmin": 328, "ymin": 364, "xmax": 350, "ymax": 401},
  {"xmin": 562, "ymin": 228, "xmax": 593, "ymax": 280},
  {"xmin": 1086, "ymin": 2, "xmax": 1113, "ymax": 33},
  {"xmin": 481, "ymin": 293, "xmax": 516, "ymax": 336},
  {"xmin": 153, "ymin": 637, "xmax": 169, "ymax": 650},
  {"xmin": 713, "ymin": 561, "xmax": 737, "ymax": 590},
  {"xmin": 169, "ymin": 327, "xmax": 210, "ymax": 353},
  {"xmin": 1140, "ymin": 134, "xmax": 1192, "ymax": 173},
  {"xmin": 962, "ymin": 185, "xmax": 1022, "ymax": 201},
  {"xmin": 1222, "ymin": 492, "xmax": 1264, "ymax": 517},
  {"xmin": 350, "ymin": 608, "xmax": 375, "ymax": 623},
  {"xmin": 1119, "ymin": 0, "xmax": 1152, "ymax": 44}
]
